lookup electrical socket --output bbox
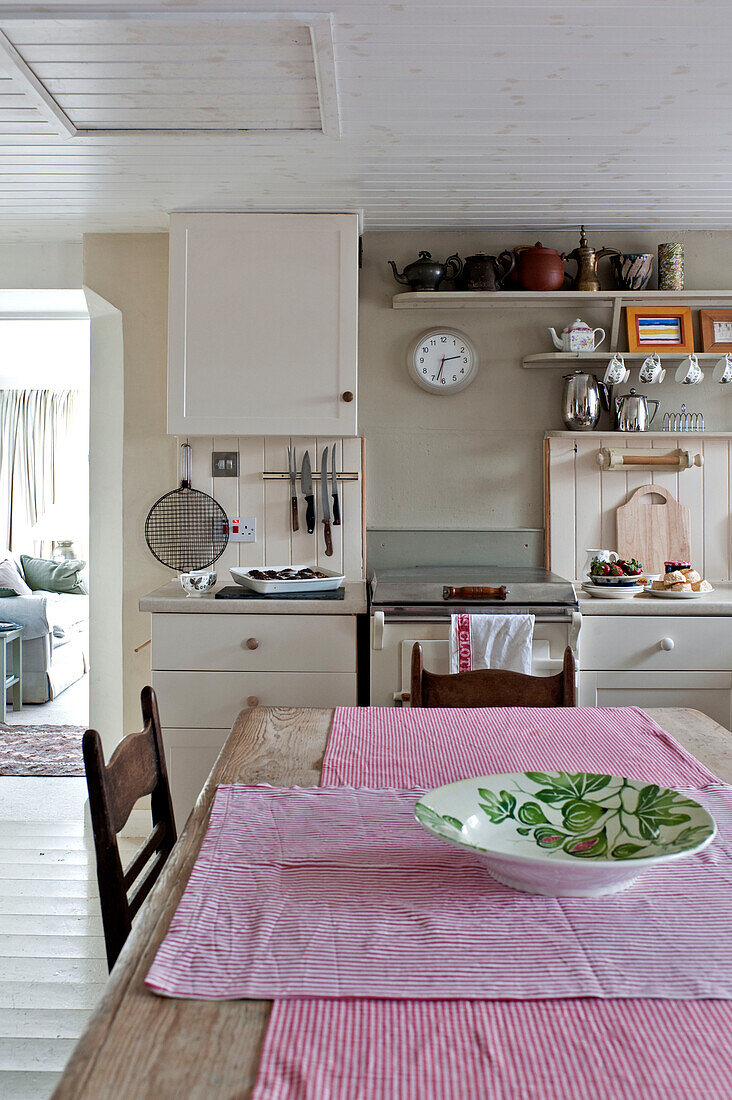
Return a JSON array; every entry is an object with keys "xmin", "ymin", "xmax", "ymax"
[{"xmin": 229, "ymin": 516, "xmax": 256, "ymax": 543}]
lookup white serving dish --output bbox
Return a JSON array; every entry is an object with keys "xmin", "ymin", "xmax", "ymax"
[
  {"xmin": 645, "ymin": 585, "xmax": 713, "ymax": 600},
  {"xmin": 582, "ymin": 582, "xmax": 643, "ymax": 599},
  {"xmin": 230, "ymin": 566, "xmax": 345, "ymax": 595},
  {"xmin": 415, "ymin": 771, "xmax": 715, "ymax": 898}
]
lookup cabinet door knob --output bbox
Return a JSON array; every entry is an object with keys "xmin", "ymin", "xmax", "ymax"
[
  {"xmin": 341, "ymin": 390, "xmax": 354, "ymax": 403},
  {"xmin": 245, "ymin": 637, "xmax": 259, "ymax": 650},
  {"xmin": 660, "ymin": 637, "xmax": 675, "ymax": 651},
  {"xmin": 247, "ymin": 695, "xmax": 259, "ymax": 708}
]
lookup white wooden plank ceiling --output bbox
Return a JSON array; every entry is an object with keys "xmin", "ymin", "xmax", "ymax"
[{"xmin": 0, "ymin": 1, "xmax": 729, "ymax": 238}]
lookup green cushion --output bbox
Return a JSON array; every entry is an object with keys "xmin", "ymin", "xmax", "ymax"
[
  {"xmin": 20, "ymin": 554, "xmax": 87, "ymax": 595},
  {"xmin": 0, "ymin": 587, "xmax": 17, "ymax": 597}
]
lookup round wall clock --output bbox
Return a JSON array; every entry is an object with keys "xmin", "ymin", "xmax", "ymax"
[{"xmin": 407, "ymin": 328, "xmax": 479, "ymax": 394}]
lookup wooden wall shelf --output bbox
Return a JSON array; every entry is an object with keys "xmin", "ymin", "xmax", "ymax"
[
  {"xmin": 524, "ymin": 351, "xmax": 726, "ymax": 369},
  {"xmin": 393, "ymin": 290, "xmax": 732, "ymax": 311}
]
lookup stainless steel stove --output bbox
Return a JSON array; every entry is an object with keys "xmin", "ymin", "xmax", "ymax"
[{"xmin": 369, "ymin": 564, "xmax": 579, "ymax": 706}]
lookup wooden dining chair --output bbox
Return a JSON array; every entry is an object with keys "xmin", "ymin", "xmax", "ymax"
[
  {"xmin": 410, "ymin": 643, "xmax": 576, "ymax": 708},
  {"xmin": 83, "ymin": 685, "xmax": 177, "ymax": 970}
]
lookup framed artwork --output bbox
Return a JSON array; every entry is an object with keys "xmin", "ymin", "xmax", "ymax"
[
  {"xmin": 700, "ymin": 309, "xmax": 732, "ymax": 352},
  {"xmin": 625, "ymin": 306, "xmax": 694, "ymax": 353}
]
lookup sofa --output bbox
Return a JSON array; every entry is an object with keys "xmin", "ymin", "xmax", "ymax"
[{"xmin": 0, "ymin": 591, "xmax": 88, "ymax": 703}]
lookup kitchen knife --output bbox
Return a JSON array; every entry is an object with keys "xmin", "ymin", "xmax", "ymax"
[
  {"xmin": 301, "ymin": 450, "xmax": 315, "ymax": 534},
  {"xmin": 331, "ymin": 443, "xmax": 341, "ymax": 526},
  {"xmin": 320, "ymin": 446, "xmax": 334, "ymax": 556},
  {"xmin": 288, "ymin": 445, "xmax": 299, "ymax": 532}
]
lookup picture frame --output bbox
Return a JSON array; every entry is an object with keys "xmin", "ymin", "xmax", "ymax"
[
  {"xmin": 625, "ymin": 306, "xmax": 694, "ymax": 353},
  {"xmin": 700, "ymin": 309, "xmax": 732, "ymax": 352}
]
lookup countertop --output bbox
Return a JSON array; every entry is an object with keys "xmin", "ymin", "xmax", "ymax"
[
  {"xmin": 578, "ymin": 582, "xmax": 732, "ymax": 615},
  {"xmin": 139, "ymin": 580, "xmax": 368, "ymax": 615}
]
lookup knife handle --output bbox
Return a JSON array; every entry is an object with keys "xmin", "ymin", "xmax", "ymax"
[
  {"xmin": 443, "ymin": 585, "xmax": 507, "ymax": 601},
  {"xmin": 332, "ymin": 493, "xmax": 341, "ymax": 526},
  {"xmin": 305, "ymin": 494, "xmax": 315, "ymax": 534},
  {"xmin": 323, "ymin": 519, "xmax": 333, "ymax": 557},
  {"xmin": 291, "ymin": 496, "xmax": 299, "ymax": 532}
]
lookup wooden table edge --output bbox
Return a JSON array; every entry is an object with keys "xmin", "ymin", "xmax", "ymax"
[
  {"xmin": 50, "ymin": 705, "xmax": 337, "ymax": 1100},
  {"xmin": 50, "ymin": 705, "xmax": 732, "ymax": 1098}
]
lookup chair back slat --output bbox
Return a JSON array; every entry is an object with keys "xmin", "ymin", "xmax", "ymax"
[
  {"xmin": 104, "ymin": 729, "xmax": 159, "ymax": 834},
  {"xmin": 83, "ymin": 686, "xmax": 177, "ymax": 971},
  {"xmin": 411, "ymin": 644, "xmax": 576, "ymax": 709}
]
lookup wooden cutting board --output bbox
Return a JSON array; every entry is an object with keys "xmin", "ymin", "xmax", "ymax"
[{"xmin": 616, "ymin": 484, "xmax": 692, "ymax": 574}]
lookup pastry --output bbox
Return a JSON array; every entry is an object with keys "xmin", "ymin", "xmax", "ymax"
[
  {"xmin": 682, "ymin": 568, "xmax": 701, "ymax": 584},
  {"xmin": 668, "ymin": 582, "xmax": 692, "ymax": 591},
  {"xmin": 664, "ymin": 570, "xmax": 686, "ymax": 586},
  {"xmin": 692, "ymin": 579, "xmax": 714, "ymax": 592},
  {"xmin": 651, "ymin": 580, "xmax": 666, "ymax": 590}
]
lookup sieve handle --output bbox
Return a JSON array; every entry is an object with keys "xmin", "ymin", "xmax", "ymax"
[{"xmin": 180, "ymin": 442, "xmax": 192, "ymax": 488}]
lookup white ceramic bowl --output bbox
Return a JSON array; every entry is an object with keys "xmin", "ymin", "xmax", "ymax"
[
  {"xmin": 415, "ymin": 771, "xmax": 715, "ymax": 897},
  {"xmin": 590, "ymin": 574, "xmax": 642, "ymax": 587},
  {"xmin": 179, "ymin": 570, "xmax": 217, "ymax": 597}
]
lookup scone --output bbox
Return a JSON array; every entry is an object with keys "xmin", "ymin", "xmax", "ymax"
[
  {"xmin": 651, "ymin": 580, "xmax": 666, "ymax": 590},
  {"xmin": 682, "ymin": 568, "xmax": 702, "ymax": 584},
  {"xmin": 668, "ymin": 582, "xmax": 692, "ymax": 591},
  {"xmin": 664, "ymin": 570, "xmax": 686, "ymax": 586},
  {"xmin": 692, "ymin": 579, "xmax": 714, "ymax": 592}
]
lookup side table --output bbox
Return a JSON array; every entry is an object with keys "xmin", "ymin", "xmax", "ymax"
[{"xmin": 0, "ymin": 626, "xmax": 22, "ymax": 722}]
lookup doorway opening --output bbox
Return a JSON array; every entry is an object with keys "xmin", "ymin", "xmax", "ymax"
[{"xmin": 0, "ymin": 290, "xmax": 90, "ymax": 773}]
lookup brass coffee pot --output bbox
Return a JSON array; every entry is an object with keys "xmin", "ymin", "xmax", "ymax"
[{"xmin": 564, "ymin": 226, "xmax": 619, "ymax": 292}]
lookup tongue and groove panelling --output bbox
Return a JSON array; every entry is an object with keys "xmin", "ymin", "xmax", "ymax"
[
  {"xmin": 186, "ymin": 435, "xmax": 363, "ymax": 580},
  {"xmin": 546, "ymin": 434, "xmax": 731, "ymax": 582}
]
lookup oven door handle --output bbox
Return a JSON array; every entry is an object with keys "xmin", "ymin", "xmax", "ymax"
[{"xmin": 373, "ymin": 610, "xmax": 385, "ymax": 650}]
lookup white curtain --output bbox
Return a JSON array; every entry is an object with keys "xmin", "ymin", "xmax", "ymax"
[{"xmin": 0, "ymin": 389, "xmax": 86, "ymax": 555}]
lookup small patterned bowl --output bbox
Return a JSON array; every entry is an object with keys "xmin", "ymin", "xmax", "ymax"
[
  {"xmin": 179, "ymin": 570, "xmax": 217, "ymax": 597},
  {"xmin": 590, "ymin": 574, "xmax": 641, "ymax": 587}
]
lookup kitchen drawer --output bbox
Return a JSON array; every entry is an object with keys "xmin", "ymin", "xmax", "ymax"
[
  {"xmin": 153, "ymin": 670, "xmax": 357, "ymax": 728},
  {"xmin": 151, "ymin": 613, "xmax": 356, "ymax": 673},
  {"xmin": 581, "ymin": 616, "xmax": 732, "ymax": 672}
]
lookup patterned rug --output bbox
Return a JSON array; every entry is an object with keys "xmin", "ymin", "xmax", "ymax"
[{"xmin": 0, "ymin": 724, "xmax": 86, "ymax": 776}]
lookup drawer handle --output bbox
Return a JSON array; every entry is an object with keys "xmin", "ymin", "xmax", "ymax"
[
  {"xmin": 247, "ymin": 695, "xmax": 259, "ymax": 708},
  {"xmin": 245, "ymin": 637, "xmax": 259, "ymax": 650},
  {"xmin": 659, "ymin": 637, "xmax": 675, "ymax": 651}
]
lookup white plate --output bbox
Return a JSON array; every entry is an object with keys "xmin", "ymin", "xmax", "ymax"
[
  {"xmin": 230, "ymin": 566, "xmax": 345, "ymax": 594},
  {"xmin": 415, "ymin": 772, "xmax": 715, "ymax": 897},
  {"xmin": 582, "ymin": 583, "xmax": 643, "ymax": 599},
  {"xmin": 645, "ymin": 586, "xmax": 712, "ymax": 599}
]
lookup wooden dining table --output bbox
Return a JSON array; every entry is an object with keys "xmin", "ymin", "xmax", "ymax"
[{"xmin": 52, "ymin": 705, "xmax": 732, "ymax": 1100}]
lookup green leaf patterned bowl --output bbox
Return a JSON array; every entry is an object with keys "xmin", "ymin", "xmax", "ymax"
[{"xmin": 414, "ymin": 771, "xmax": 716, "ymax": 897}]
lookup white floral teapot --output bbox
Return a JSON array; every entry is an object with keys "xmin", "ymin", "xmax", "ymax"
[{"xmin": 549, "ymin": 317, "xmax": 606, "ymax": 353}]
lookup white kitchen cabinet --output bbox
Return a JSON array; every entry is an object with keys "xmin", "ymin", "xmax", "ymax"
[
  {"xmin": 579, "ymin": 614, "xmax": 732, "ymax": 726},
  {"xmin": 579, "ymin": 671, "xmax": 732, "ymax": 730},
  {"xmin": 167, "ymin": 213, "xmax": 359, "ymax": 436},
  {"xmin": 150, "ymin": 610, "xmax": 359, "ymax": 825}
]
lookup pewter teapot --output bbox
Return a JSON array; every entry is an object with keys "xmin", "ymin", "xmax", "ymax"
[
  {"xmin": 388, "ymin": 250, "xmax": 462, "ymax": 291},
  {"xmin": 615, "ymin": 388, "xmax": 660, "ymax": 432}
]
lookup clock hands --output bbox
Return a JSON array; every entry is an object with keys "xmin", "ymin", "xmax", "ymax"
[{"xmin": 437, "ymin": 354, "xmax": 460, "ymax": 382}]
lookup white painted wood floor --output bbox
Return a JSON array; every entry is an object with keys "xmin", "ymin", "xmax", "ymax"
[{"xmin": 0, "ymin": 775, "xmax": 143, "ymax": 1098}]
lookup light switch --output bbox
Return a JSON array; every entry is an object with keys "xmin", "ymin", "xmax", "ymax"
[{"xmin": 212, "ymin": 451, "xmax": 239, "ymax": 477}]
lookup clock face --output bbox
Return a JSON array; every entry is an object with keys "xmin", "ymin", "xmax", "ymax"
[{"xmin": 408, "ymin": 329, "xmax": 478, "ymax": 394}]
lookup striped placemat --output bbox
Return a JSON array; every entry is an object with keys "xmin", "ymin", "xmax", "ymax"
[
  {"xmin": 146, "ymin": 780, "xmax": 732, "ymax": 1001},
  {"xmin": 250, "ymin": 707, "xmax": 732, "ymax": 1100}
]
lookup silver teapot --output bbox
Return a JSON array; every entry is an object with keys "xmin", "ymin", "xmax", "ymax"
[
  {"xmin": 561, "ymin": 371, "xmax": 609, "ymax": 431},
  {"xmin": 615, "ymin": 388, "xmax": 660, "ymax": 432}
]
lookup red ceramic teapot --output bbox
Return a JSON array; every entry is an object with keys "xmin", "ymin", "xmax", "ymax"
[{"xmin": 513, "ymin": 242, "xmax": 567, "ymax": 291}]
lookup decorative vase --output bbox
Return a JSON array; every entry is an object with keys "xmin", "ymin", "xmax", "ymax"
[
  {"xmin": 658, "ymin": 243, "xmax": 684, "ymax": 290},
  {"xmin": 610, "ymin": 253, "xmax": 653, "ymax": 291}
]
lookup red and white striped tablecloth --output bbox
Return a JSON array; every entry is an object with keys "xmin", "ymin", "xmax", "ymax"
[{"xmin": 252, "ymin": 707, "xmax": 732, "ymax": 1100}]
